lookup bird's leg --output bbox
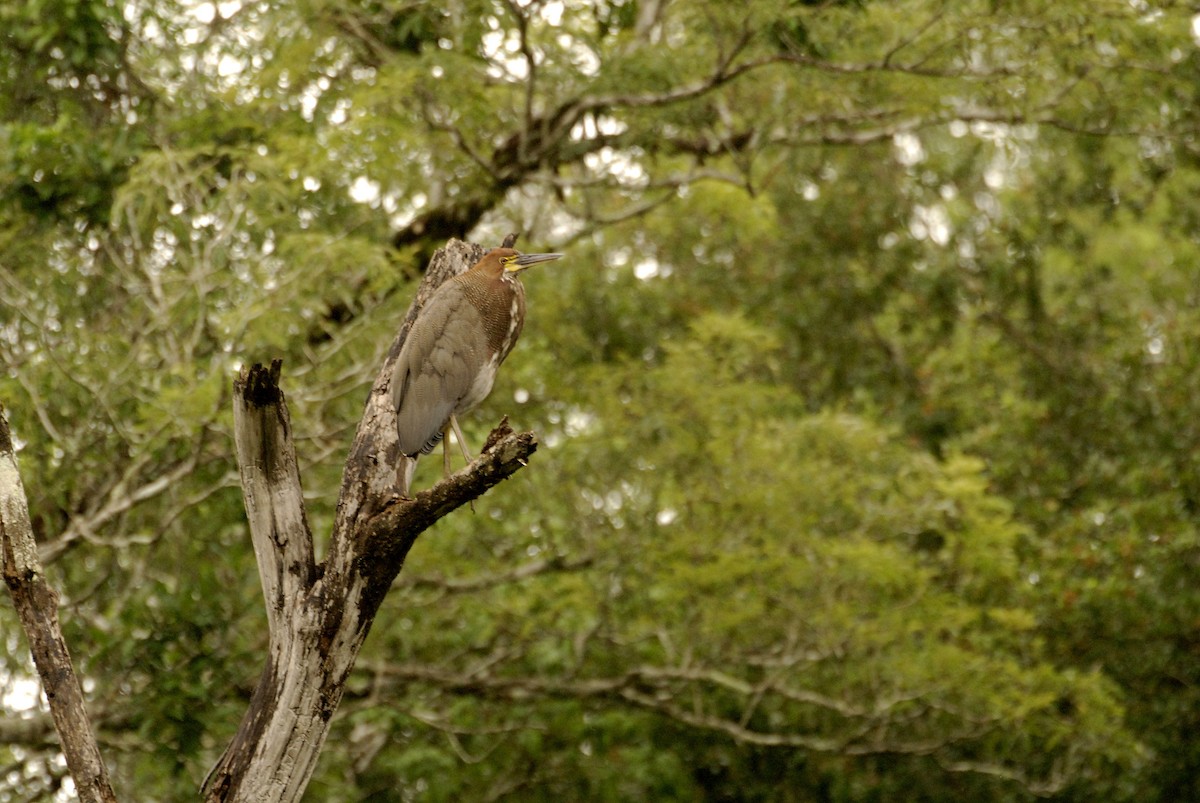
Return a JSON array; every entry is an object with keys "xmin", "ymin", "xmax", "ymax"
[
  {"xmin": 395, "ymin": 456, "xmax": 416, "ymax": 499},
  {"xmin": 448, "ymin": 414, "xmax": 473, "ymax": 464},
  {"xmin": 441, "ymin": 423, "xmax": 453, "ymax": 479}
]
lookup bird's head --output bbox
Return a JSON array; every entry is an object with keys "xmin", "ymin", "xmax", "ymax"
[{"xmin": 482, "ymin": 247, "xmax": 563, "ymax": 275}]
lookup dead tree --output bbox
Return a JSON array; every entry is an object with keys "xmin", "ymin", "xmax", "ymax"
[
  {"xmin": 2, "ymin": 237, "xmax": 538, "ymax": 802},
  {"xmin": 1, "ymin": 415, "xmax": 118, "ymax": 803}
]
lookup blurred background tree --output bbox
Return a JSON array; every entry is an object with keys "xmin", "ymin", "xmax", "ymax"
[{"xmin": 2, "ymin": 0, "xmax": 1198, "ymax": 800}]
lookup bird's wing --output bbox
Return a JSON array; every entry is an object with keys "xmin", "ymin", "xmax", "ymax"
[{"xmin": 390, "ymin": 286, "xmax": 489, "ymax": 456}]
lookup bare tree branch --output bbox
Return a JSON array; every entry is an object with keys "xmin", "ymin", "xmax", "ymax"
[
  {"xmin": 0, "ymin": 711, "xmax": 57, "ymax": 746},
  {"xmin": 39, "ymin": 449, "xmax": 203, "ymax": 564},
  {"xmin": 501, "ymin": 0, "xmax": 538, "ymax": 165},
  {"xmin": 0, "ymin": 408, "xmax": 117, "ymax": 803},
  {"xmin": 203, "ymin": 236, "xmax": 539, "ymax": 802},
  {"xmin": 399, "ymin": 554, "xmax": 594, "ymax": 595},
  {"xmin": 351, "ymin": 657, "xmax": 1064, "ymax": 795},
  {"xmin": 233, "ymin": 360, "xmax": 317, "ymax": 637}
]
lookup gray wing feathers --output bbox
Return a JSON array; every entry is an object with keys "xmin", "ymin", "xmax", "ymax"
[{"xmin": 391, "ymin": 285, "xmax": 488, "ymax": 457}]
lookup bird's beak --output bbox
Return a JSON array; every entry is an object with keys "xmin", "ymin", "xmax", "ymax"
[{"xmin": 511, "ymin": 252, "xmax": 563, "ymax": 271}]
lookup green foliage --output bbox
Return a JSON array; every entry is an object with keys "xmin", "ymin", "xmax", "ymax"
[{"xmin": 346, "ymin": 314, "xmax": 1135, "ymax": 800}]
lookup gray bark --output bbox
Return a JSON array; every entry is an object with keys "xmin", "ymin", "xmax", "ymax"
[
  {"xmin": 1, "ymin": 408, "xmax": 118, "ymax": 803},
  {"xmin": 202, "ymin": 236, "xmax": 537, "ymax": 802}
]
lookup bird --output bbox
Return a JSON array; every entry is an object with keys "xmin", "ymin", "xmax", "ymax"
[{"xmin": 391, "ymin": 246, "xmax": 563, "ymax": 495}]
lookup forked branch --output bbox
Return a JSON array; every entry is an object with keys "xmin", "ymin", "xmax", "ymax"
[{"xmin": 205, "ymin": 236, "xmax": 537, "ymax": 802}]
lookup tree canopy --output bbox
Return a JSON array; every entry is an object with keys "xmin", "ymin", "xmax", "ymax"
[{"xmin": 3, "ymin": 0, "xmax": 1199, "ymax": 800}]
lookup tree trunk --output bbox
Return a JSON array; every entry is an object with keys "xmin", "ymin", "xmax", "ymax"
[
  {"xmin": 202, "ymin": 237, "xmax": 537, "ymax": 801},
  {"xmin": 1, "ymin": 408, "xmax": 118, "ymax": 803}
]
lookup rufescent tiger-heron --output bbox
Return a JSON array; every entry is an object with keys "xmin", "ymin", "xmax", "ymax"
[{"xmin": 391, "ymin": 247, "xmax": 563, "ymax": 495}]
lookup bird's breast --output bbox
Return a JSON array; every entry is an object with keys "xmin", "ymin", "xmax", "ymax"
[{"xmin": 459, "ymin": 352, "xmax": 501, "ymax": 413}]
